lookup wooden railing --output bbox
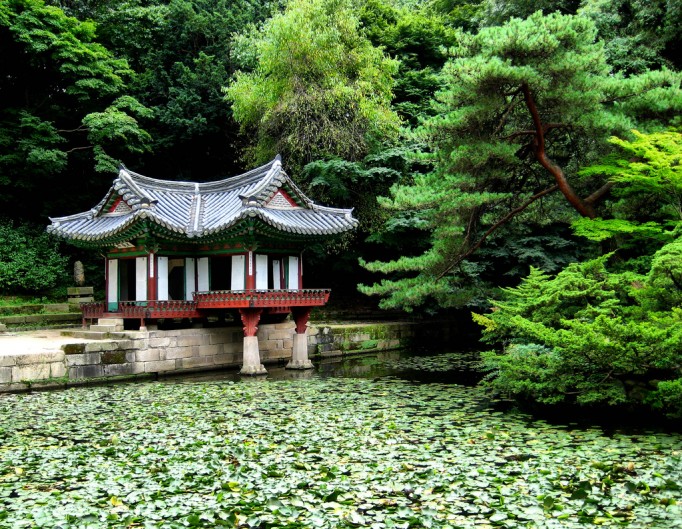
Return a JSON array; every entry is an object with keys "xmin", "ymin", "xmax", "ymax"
[
  {"xmin": 118, "ymin": 300, "xmax": 200, "ymax": 319},
  {"xmin": 193, "ymin": 289, "xmax": 331, "ymax": 308},
  {"xmin": 81, "ymin": 301, "xmax": 106, "ymax": 319},
  {"xmin": 80, "ymin": 290, "xmax": 330, "ymax": 323}
]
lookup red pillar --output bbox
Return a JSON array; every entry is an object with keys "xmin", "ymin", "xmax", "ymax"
[
  {"xmin": 246, "ymin": 251, "xmax": 256, "ymax": 290},
  {"xmin": 147, "ymin": 253, "xmax": 157, "ymax": 301}
]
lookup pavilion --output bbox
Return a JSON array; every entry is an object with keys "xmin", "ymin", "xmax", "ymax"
[{"xmin": 47, "ymin": 156, "xmax": 358, "ymax": 374}]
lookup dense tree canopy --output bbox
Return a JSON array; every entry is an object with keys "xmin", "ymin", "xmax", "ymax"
[
  {"xmin": 0, "ymin": 0, "xmax": 151, "ymax": 221},
  {"xmin": 360, "ymin": 11, "xmax": 681, "ymax": 311},
  {"xmin": 225, "ymin": 0, "xmax": 400, "ymax": 174}
]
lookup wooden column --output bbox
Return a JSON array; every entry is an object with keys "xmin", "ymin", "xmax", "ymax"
[
  {"xmin": 239, "ymin": 308, "xmax": 266, "ymax": 375},
  {"xmin": 147, "ymin": 252, "xmax": 157, "ymax": 301},
  {"xmin": 246, "ymin": 251, "xmax": 256, "ymax": 290},
  {"xmin": 286, "ymin": 307, "xmax": 314, "ymax": 370}
]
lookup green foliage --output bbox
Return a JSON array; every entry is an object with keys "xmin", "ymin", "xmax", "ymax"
[
  {"xmin": 1, "ymin": 373, "xmax": 681, "ymax": 527},
  {"xmin": 0, "ymin": 219, "xmax": 69, "ymax": 294},
  {"xmin": 225, "ymin": 0, "xmax": 400, "ymax": 173},
  {"xmin": 360, "ymin": 0, "xmax": 459, "ymax": 124},
  {"xmin": 0, "ymin": 0, "xmax": 151, "ymax": 220},
  {"xmin": 574, "ymin": 130, "xmax": 682, "ymax": 245},
  {"xmin": 648, "ymin": 378, "xmax": 682, "ymax": 418},
  {"xmin": 578, "ymin": 0, "xmax": 682, "ymax": 73},
  {"xmin": 360, "ymin": 11, "xmax": 682, "ymax": 312},
  {"xmin": 49, "ymin": 0, "xmax": 278, "ymax": 180},
  {"xmin": 476, "ymin": 248, "xmax": 682, "ymax": 414}
]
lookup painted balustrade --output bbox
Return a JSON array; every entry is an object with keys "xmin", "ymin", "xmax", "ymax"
[
  {"xmin": 78, "ymin": 289, "xmax": 330, "ymax": 323},
  {"xmin": 192, "ymin": 289, "xmax": 330, "ymax": 308}
]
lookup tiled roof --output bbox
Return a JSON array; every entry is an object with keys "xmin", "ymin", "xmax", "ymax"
[{"xmin": 48, "ymin": 156, "xmax": 357, "ymax": 244}]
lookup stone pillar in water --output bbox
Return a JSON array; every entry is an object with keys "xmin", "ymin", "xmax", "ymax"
[
  {"xmin": 286, "ymin": 307, "xmax": 314, "ymax": 370},
  {"xmin": 239, "ymin": 308, "xmax": 267, "ymax": 375}
]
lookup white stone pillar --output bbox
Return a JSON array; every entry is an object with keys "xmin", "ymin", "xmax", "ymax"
[
  {"xmin": 240, "ymin": 336, "xmax": 267, "ymax": 375},
  {"xmin": 286, "ymin": 333, "xmax": 313, "ymax": 370}
]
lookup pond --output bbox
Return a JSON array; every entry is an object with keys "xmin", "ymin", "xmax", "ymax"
[{"xmin": 0, "ymin": 350, "xmax": 680, "ymax": 528}]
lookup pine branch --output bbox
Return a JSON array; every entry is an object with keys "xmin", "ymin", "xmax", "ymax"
[
  {"xmin": 520, "ymin": 83, "xmax": 596, "ymax": 219},
  {"xmin": 435, "ymin": 184, "xmax": 560, "ymax": 280}
]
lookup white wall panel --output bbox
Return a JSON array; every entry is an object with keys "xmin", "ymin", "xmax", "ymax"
[
  {"xmin": 197, "ymin": 257, "xmax": 210, "ymax": 292},
  {"xmin": 255, "ymin": 254, "xmax": 268, "ymax": 290},
  {"xmin": 107, "ymin": 259, "xmax": 118, "ymax": 310},
  {"xmin": 231, "ymin": 255, "xmax": 245, "ymax": 290},
  {"xmin": 185, "ymin": 258, "xmax": 195, "ymax": 300},
  {"xmin": 135, "ymin": 257, "xmax": 147, "ymax": 302},
  {"xmin": 288, "ymin": 256, "xmax": 299, "ymax": 290},
  {"xmin": 157, "ymin": 256, "xmax": 169, "ymax": 301}
]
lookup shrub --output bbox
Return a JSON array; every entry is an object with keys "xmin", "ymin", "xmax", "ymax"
[{"xmin": 0, "ymin": 219, "xmax": 69, "ymax": 294}]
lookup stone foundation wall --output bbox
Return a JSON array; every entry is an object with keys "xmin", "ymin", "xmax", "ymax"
[{"xmin": 0, "ymin": 321, "xmax": 418, "ymax": 392}]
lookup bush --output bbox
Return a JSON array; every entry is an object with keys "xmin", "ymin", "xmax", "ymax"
[{"xmin": 0, "ymin": 219, "xmax": 69, "ymax": 294}]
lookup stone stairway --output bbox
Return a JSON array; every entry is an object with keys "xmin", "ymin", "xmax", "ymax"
[{"xmin": 62, "ymin": 318, "xmax": 128, "ymax": 340}]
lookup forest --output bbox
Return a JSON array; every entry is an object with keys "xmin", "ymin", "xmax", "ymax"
[{"xmin": 1, "ymin": 0, "xmax": 681, "ymax": 416}]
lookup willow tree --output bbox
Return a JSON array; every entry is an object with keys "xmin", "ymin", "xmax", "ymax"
[
  {"xmin": 224, "ymin": 0, "xmax": 400, "ymax": 174},
  {"xmin": 360, "ymin": 11, "xmax": 682, "ymax": 311}
]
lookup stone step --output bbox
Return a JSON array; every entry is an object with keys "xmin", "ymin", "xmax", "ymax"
[
  {"xmin": 0, "ymin": 313, "xmax": 81, "ymax": 325},
  {"xmin": 90, "ymin": 324, "xmax": 124, "ymax": 332},
  {"xmin": 98, "ymin": 318, "xmax": 124, "ymax": 326},
  {"xmin": 61, "ymin": 330, "xmax": 112, "ymax": 340}
]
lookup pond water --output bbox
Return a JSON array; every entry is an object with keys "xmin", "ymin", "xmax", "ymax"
[{"xmin": 0, "ymin": 350, "xmax": 680, "ymax": 528}]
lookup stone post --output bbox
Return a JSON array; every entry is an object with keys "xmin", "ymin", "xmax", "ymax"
[
  {"xmin": 239, "ymin": 308, "xmax": 267, "ymax": 375},
  {"xmin": 286, "ymin": 307, "xmax": 314, "ymax": 370}
]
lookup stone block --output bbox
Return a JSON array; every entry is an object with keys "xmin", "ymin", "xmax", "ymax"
[
  {"xmin": 282, "ymin": 339, "xmax": 293, "ymax": 351},
  {"xmin": 13, "ymin": 363, "xmax": 51, "ymax": 382},
  {"xmin": 179, "ymin": 356, "xmax": 213, "ymax": 369},
  {"xmin": 50, "ymin": 362, "xmax": 66, "ymax": 378},
  {"xmin": 135, "ymin": 350, "xmax": 160, "ymax": 362},
  {"xmin": 68, "ymin": 364, "xmax": 104, "ymax": 379},
  {"xmin": 0, "ymin": 367, "xmax": 12, "ymax": 384},
  {"xmin": 260, "ymin": 339, "xmax": 283, "ymax": 351},
  {"xmin": 2, "ymin": 316, "xmax": 26, "ymax": 324},
  {"xmin": 177, "ymin": 335, "xmax": 206, "ymax": 347},
  {"xmin": 16, "ymin": 351, "xmax": 64, "ymax": 365},
  {"xmin": 66, "ymin": 353, "xmax": 102, "ymax": 366},
  {"xmin": 265, "ymin": 330, "xmax": 293, "ymax": 341},
  {"xmin": 213, "ymin": 354, "xmax": 237, "ymax": 366},
  {"xmin": 223, "ymin": 342, "xmax": 243, "ymax": 354},
  {"xmin": 209, "ymin": 332, "xmax": 233, "ymax": 345},
  {"xmin": 97, "ymin": 342, "xmax": 119, "ymax": 352},
  {"xmin": 45, "ymin": 303, "xmax": 69, "ymax": 312},
  {"xmin": 102, "ymin": 351, "xmax": 127, "ymax": 364},
  {"xmin": 126, "ymin": 339, "xmax": 149, "ymax": 350},
  {"xmin": 0, "ymin": 355, "xmax": 16, "ymax": 367},
  {"xmin": 197, "ymin": 344, "xmax": 221, "ymax": 357},
  {"xmin": 111, "ymin": 340, "xmax": 135, "ymax": 350},
  {"xmin": 67, "ymin": 287, "xmax": 94, "ymax": 296},
  {"xmin": 307, "ymin": 327, "xmax": 320, "ymax": 336},
  {"xmin": 144, "ymin": 360, "xmax": 176, "ymax": 373},
  {"xmin": 126, "ymin": 352, "xmax": 136, "ymax": 363},
  {"xmin": 102, "ymin": 363, "xmax": 135, "ymax": 376},
  {"xmin": 274, "ymin": 322, "xmax": 295, "ymax": 330},
  {"xmin": 165, "ymin": 347, "xmax": 194, "ymax": 360},
  {"xmin": 63, "ymin": 343, "xmax": 87, "ymax": 355},
  {"xmin": 149, "ymin": 337, "xmax": 172, "ymax": 348}
]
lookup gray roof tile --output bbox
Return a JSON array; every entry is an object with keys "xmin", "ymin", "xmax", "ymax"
[{"xmin": 48, "ymin": 157, "xmax": 358, "ymax": 244}]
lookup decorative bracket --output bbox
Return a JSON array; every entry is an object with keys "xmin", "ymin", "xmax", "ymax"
[
  {"xmin": 291, "ymin": 306, "xmax": 313, "ymax": 334},
  {"xmin": 239, "ymin": 308, "xmax": 263, "ymax": 337}
]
